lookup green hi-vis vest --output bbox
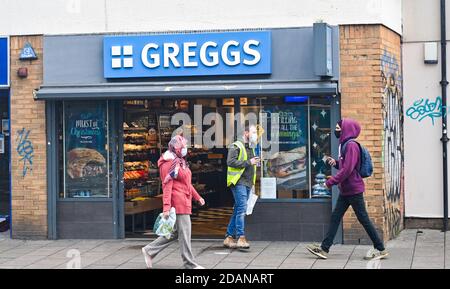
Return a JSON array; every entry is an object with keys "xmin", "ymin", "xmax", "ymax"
[{"xmin": 227, "ymin": 140, "xmax": 257, "ymax": 187}]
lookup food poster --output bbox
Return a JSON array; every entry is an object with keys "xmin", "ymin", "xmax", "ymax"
[
  {"xmin": 309, "ymin": 107, "xmax": 332, "ymax": 192},
  {"xmin": 64, "ymin": 102, "xmax": 108, "ymax": 198},
  {"xmin": 262, "ymin": 105, "xmax": 309, "ymax": 199}
]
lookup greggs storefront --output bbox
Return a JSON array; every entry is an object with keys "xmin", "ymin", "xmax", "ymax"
[{"xmin": 36, "ymin": 25, "xmax": 342, "ymax": 241}]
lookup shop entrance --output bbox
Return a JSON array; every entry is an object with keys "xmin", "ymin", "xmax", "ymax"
[{"xmin": 122, "ymin": 98, "xmax": 234, "ymax": 238}]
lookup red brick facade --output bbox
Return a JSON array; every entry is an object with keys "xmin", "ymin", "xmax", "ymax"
[{"xmin": 340, "ymin": 25, "xmax": 404, "ymax": 244}]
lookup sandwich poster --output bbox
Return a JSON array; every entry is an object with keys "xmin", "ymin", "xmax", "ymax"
[
  {"xmin": 262, "ymin": 105, "xmax": 309, "ymax": 195},
  {"xmin": 64, "ymin": 102, "xmax": 108, "ymax": 183}
]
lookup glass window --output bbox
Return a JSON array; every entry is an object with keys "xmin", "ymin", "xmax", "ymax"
[
  {"xmin": 309, "ymin": 97, "xmax": 332, "ymax": 198},
  {"xmin": 240, "ymin": 96, "xmax": 333, "ymax": 200},
  {"xmin": 61, "ymin": 101, "xmax": 110, "ymax": 198},
  {"xmin": 259, "ymin": 97, "xmax": 310, "ymax": 199}
]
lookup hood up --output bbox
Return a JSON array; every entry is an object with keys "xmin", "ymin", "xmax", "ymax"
[{"xmin": 339, "ymin": 118, "xmax": 361, "ymax": 144}]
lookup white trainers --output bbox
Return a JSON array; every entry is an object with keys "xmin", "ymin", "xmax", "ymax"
[
  {"xmin": 364, "ymin": 248, "xmax": 389, "ymax": 261},
  {"xmin": 306, "ymin": 244, "xmax": 328, "ymax": 260},
  {"xmin": 142, "ymin": 248, "xmax": 153, "ymax": 269}
]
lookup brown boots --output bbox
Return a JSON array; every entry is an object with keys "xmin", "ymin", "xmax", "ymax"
[
  {"xmin": 223, "ymin": 236, "xmax": 237, "ymax": 248},
  {"xmin": 223, "ymin": 236, "xmax": 250, "ymax": 249},
  {"xmin": 236, "ymin": 236, "xmax": 250, "ymax": 249}
]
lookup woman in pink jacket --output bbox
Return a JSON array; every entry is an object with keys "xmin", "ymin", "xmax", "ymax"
[{"xmin": 142, "ymin": 135, "xmax": 205, "ymax": 269}]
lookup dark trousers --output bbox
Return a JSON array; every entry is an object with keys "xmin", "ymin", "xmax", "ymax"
[{"xmin": 321, "ymin": 193, "xmax": 385, "ymax": 253}]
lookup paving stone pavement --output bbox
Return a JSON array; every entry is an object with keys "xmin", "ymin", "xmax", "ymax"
[{"xmin": 0, "ymin": 229, "xmax": 448, "ymax": 269}]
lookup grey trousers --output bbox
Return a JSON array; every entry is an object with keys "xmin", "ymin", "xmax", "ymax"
[{"xmin": 143, "ymin": 214, "xmax": 199, "ymax": 269}]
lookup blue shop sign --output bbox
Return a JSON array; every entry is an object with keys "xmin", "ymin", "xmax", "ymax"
[
  {"xmin": 103, "ymin": 31, "xmax": 271, "ymax": 79},
  {"xmin": 0, "ymin": 37, "xmax": 9, "ymax": 87}
]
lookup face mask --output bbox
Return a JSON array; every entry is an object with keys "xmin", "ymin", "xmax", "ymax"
[
  {"xmin": 250, "ymin": 133, "xmax": 258, "ymax": 144},
  {"xmin": 181, "ymin": 147, "xmax": 188, "ymax": 157},
  {"xmin": 334, "ymin": 130, "xmax": 341, "ymax": 139}
]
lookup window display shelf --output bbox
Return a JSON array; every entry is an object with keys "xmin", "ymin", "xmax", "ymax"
[
  {"xmin": 123, "ymin": 127, "xmax": 148, "ymax": 131},
  {"xmin": 125, "ymin": 195, "xmax": 163, "ymax": 215}
]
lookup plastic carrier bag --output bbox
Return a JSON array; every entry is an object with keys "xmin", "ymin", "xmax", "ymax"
[
  {"xmin": 246, "ymin": 187, "xmax": 259, "ymax": 215},
  {"xmin": 153, "ymin": 207, "xmax": 176, "ymax": 239}
]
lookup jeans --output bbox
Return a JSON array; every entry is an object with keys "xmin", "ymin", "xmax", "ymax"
[
  {"xmin": 226, "ymin": 185, "xmax": 251, "ymax": 238},
  {"xmin": 321, "ymin": 193, "xmax": 385, "ymax": 253}
]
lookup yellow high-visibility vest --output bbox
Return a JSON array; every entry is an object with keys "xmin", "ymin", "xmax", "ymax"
[{"xmin": 227, "ymin": 140, "xmax": 257, "ymax": 187}]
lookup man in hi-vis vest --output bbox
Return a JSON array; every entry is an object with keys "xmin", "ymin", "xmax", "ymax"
[{"xmin": 224, "ymin": 123, "xmax": 260, "ymax": 249}]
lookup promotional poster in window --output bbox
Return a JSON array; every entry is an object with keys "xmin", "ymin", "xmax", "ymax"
[
  {"xmin": 262, "ymin": 105, "xmax": 309, "ymax": 199},
  {"xmin": 64, "ymin": 102, "xmax": 108, "ymax": 198}
]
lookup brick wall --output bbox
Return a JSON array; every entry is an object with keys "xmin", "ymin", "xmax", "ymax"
[
  {"xmin": 10, "ymin": 35, "xmax": 47, "ymax": 239},
  {"xmin": 339, "ymin": 25, "xmax": 404, "ymax": 244}
]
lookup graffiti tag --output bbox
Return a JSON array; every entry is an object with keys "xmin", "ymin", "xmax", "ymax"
[
  {"xmin": 406, "ymin": 96, "xmax": 443, "ymax": 125},
  {"xmin": 381, "ymin": 49, "xmax": 403, "ymax": 239},
  {"xmin": 386, "ymin": 206, "xmax": 402, "ymax": 238},
  {"xmin": 16, "ymin": 128, "xmax": 34, "ymax": 177}
]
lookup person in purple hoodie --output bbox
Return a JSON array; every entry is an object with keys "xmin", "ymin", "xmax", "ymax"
[{"xmin": 307, "ymin": 118, "xmax": 389, "ymax": 261}]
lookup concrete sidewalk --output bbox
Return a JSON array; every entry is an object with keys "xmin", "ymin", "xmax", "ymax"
[{"xmin": 0, "ymin": 229, "xmax": 448, "ymax": 269}]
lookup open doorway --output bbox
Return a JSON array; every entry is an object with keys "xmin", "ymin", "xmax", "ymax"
[{"xmin": 122, "ymin": 98, "xmax": 234, "ymax": 238}]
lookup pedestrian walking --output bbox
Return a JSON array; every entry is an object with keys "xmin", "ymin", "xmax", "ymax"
[
  {"xmin": 142, "ymin": 135, "xmax": 206, "ymax": 269},
  {"xmin": 306, "ymin": 118, "xmax": 389, "ymax": 261},
  {"xmin": 224, "ymin": 123, "xmax": 260, "ymax": 249}
]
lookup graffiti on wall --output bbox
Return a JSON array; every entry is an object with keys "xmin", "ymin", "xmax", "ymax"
[
  {"xmin": 386, "ymin": 206, "xmax": 402, "ymax": 240},
  {"xmin": 406, "ymin": 96, "xmax": 443, "ymax": 125},
  {"xmin": 381, "ymin": 49, "xmax": 404, "ymax": 238},
  {"xmin": 16, "ymin": 128, "xmax": 34, "ymax": 177}
]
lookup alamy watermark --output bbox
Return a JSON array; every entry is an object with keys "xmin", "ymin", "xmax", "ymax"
[
  {"xmin": 170, "ymin": 105, "xmax": 280, "ymax": 155},
  {"xmin": 66, "ymin": 249, "xmax": 81, "ymax": 269}
]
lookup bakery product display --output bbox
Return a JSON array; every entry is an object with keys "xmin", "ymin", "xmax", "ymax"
[
  {"xmin": 123, "ymin": 127, "xmax": 155, "ymax": 201},
  {"xmin": 124, "ymin": 133, "xmax": 147, "ymax": 145},
  {"xmin": 124, "ymin": 161, "xmax": 149, "ymax": 171}
]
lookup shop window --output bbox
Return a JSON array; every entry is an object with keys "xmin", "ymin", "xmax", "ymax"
[
  {"xmin": 260, "ymin": 101, "xmax": 309, "ymax": 199},
  {"xmin": 241, "ymin": 96, "xmax": 332, "ymax": 200},
  {"xmin": 309, "ymin": 97, "xmax": 332, "ymax": 198},
  {"xmin": 60, "ymin": 101, "xmax": 111, "ymax": 198}
]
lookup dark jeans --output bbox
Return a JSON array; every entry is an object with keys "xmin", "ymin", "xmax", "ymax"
[{"xmin": 321, "ymin": 193, "xmax": 385, "ymax": 253}]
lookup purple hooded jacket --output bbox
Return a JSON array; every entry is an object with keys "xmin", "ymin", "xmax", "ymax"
[{"xmin": 325, "ymin": 118, "xmax": 365, "ymax": 196}]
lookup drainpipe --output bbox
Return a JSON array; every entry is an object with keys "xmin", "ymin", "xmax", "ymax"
[{"xmin": 440, "ymin": 0, "xmax": 449, "ymax": 232}]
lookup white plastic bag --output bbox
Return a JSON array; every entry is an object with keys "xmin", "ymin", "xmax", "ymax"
[
  {"xmin": 246, "ymin": 187, "xmax": 259, "ymax": 215},
  {"xmin": 155, "ymin": 207, "xmax": 177, "ymax": 239}
]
